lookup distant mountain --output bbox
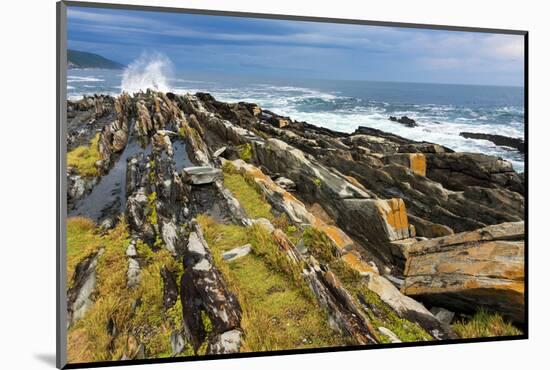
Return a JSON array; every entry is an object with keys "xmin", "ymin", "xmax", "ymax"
[{"xmin": 67, "ymin": 49, "xmax": 125, "ymax": 70}]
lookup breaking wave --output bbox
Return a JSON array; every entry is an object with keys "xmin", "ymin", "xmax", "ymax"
[{"xmin": 121, "ymin": 52, "xmax": 173, "ymax": 93}]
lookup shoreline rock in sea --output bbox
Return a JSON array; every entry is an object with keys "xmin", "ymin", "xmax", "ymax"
[{"xmin": 460, "ymin": 131, "xmax": 525, "ymax": 153}]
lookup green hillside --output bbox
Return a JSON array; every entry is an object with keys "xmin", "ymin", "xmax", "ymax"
[{"xmin": 67, "ymin": 49, "xmax": 125, "ymax": 69}]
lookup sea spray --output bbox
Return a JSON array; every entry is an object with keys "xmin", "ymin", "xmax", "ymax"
[{"xmin": 121, "ymin": 52, "xmax": 173, "ymax": 93}]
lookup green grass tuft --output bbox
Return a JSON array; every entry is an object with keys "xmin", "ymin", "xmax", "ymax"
[
  {"xmin": 453, "ymin": 309, "xmax": 522, "ymax": 338},
  {"xmin": 222, "ymin": 167, "xmax": 273, "ymax": 221},
  {"xmin": 237, "ymin": 143, "xmax": 253, "ymax": 162},
  {"xmin": 67, "ymin": 133, "xmax": 101, "ymax": 177},
  {"xmin": 302, "ymin": 227, "xmax": 339, "ymax": 265}
]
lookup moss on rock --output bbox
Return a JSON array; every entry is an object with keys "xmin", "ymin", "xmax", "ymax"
[{"xmin": 67, "ymin": 133, "xmax": 102, "ymax": 177}]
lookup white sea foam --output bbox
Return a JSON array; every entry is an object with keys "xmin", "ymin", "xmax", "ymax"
[
  {"xmin": 68, "ymin": 71, "xmax": 525, "ymax": 172},
  {"xmin": 120, "ymin": 52, "xmax": 173, "ymax": 93},
  {"xmin": 67, "ymin": 76, "xmax": 105, "ymax": 83}
]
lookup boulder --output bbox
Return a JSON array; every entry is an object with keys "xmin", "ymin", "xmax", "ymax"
[
  {"xmin": 67, "ymin": 249, "xmax": 104, "ymax": 325},
  {"xmin": 402, "ymin": 222, "xmax": 525, "ymax": 323},
  {"xmin": 430, "ymin": 307, "xmax": 455, "ymax": 326},
  {"xmin": 207, "ymin": 329, "xmax": 242, "ymax": 354},
  {"xmin": 222, "ymin": 244, "xmax": 252, "ymax": 262},
  {"xmin": 182, "ymin": 166, "xmax": 222, "ymax": 185},
  {"xmin": 170, "ymin": 331, "xmax": 186, "ymax": 356},
  {"xmin": 126, "ymin": 258, "xmax": 140, "ymax": 288}
]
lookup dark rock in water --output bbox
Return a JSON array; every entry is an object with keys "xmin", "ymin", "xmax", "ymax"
[
  {"xmin": 389, "ymin": 115, "xmax": 418, "ymax": 127},
  {"xmin": 460, "ymin": 132, "xmax": 525, "ymax": 153}
]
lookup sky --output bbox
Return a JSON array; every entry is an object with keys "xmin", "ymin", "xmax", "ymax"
[{"xmin": 67, "ymin": 6, "xmax": 525, "ymax": 86}]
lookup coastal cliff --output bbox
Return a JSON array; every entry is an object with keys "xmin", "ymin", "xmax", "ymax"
[{"xmin": 65, "ymin": 90, "xmax": 525, "ymax": 362}]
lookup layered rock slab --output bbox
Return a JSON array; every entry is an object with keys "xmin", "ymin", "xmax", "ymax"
[{"xmin": 402, "ymin": 222, "xmax": 525, "ymax": 323}]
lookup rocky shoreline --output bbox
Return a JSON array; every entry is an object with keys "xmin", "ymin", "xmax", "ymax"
[{"xmin": 66, "ymin": 90, "xmax": 525, "ymax": 362}]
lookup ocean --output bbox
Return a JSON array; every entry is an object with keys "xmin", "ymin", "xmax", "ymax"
[{"xmin": 67, "ymin": 67, "xmax": 525, "ymax": 172}]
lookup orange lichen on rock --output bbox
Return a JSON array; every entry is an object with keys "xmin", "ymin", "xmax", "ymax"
[
  {"xmin": 278, "ymin": 119, "xmax": 290, "ymax": 128},
  {"xmin": 341, "ymin": 252, "xmax": 378, "ymax": 275},
  {"xmin": 345, "ymin": 175, "xmax": 369, "ymax": 192},
  {"xmin": 311, "ymin": 218, "xmax": 355, "ymax": 252},
  {"xmin": 402, "ymin": 221, "xmax": 525, "ymax": 323},
  {"xmin": 409, "ymin": 153, "xmax": 427, "ymax": 176},
  {"xmin": 252, "ymin": 105, "xmax": 262, "ymax": 116},
  {"xmin": 381, "ymin": 198, "xmax": 410, "ymax": 240}
]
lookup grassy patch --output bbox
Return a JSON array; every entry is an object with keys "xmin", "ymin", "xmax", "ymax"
[
  {"xmin": 67, "ymin": 133, "xmax": 101, "ymax": 177},
  {"xmin": 453, "ymin": 309, "xmax": 522, "ymax": 338},
  {"xmin": 197, "ymin": 215, "xmax": 344, "ymax": 352},
  {"xmin": 301, "ymin": 227, "xmax": 339, "ymax": 264},
  {"xmin": 67, "ymin": 217, "xmax": 103, "ymax": 290},
  {"xmin": 237, "ymin": 143, "xmax": 253, "ymax": 162},
  {"xmin": 67, "ymin": 219, "xmax": 185, "ymax": 363},
  {"xmin": 222, "ymin": 165, "xmax": 273, "ymax": 221}
]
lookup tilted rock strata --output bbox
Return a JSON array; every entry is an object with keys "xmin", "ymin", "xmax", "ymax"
[{"xmin": 402, "ymin": 222, "xmax": 525, "ymax": 323}]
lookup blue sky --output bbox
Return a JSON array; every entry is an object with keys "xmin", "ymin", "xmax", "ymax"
[{"xmin": 67, "ymin": 6, "xmax": 524, "ymax": 86}]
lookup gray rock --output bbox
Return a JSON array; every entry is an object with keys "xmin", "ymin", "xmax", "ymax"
[
  {"xmin": 208, "ymin": 330, "xmax": 242, "ymax": 354},
  {"xmin": 187, "ymin": 232, "xmax": 207, "ymax": 258},
  {"xmin": 182, "ymin": 166, "xmax": 222, "ymax": 185},
  {"xmin": 126, "ymin": 241, "xmax": 137, "ymax": 257},
  {"xmin": 160, "ymin": 220, "xmax": 179, "ymax": 256},
  {"xmin": 383, "ymin": 274, "xmax": 404, "ymax": 289},
  {"xmin": 192, "ymin": 258, "xmax": 212, "ymax": 271},
  {"xmin": 67, "ymin": 248, "xmax": 104, "ymax": 325},
  {"xmin": 296, "ymin": 238, "xmax": 308, "ymax": 254},
  {"xmin": 99, "ymin": 217, "xmax": 115, "ymax": 231},
  {"xmin": 222, "ymin": 244, "xmax": 252, "ymax": 262},
  {"xmin": 170, "ymin": 331, "xmax": 185, "ymax": 355},
  {"xmin": 275, "ymin": 176, "xmax": 296, "ymax": 191},
  {"xmin": 127, "ymin": 258, "xmax": 140, "ymax": 288},
  {"xmin": 250, "ymin": 218, "xmax": 274, "ymax": 233},
  {"xmin": 430, "ymin": 307, "xmax": 455, "ymax": 325},
  {"xmin": 213, "ymin": 146, "xmax": 227, "ymax": 158}
]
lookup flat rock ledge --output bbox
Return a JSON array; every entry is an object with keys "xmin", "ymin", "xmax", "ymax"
[{"xmin": 402, "ymin": 221, "xmax": 525, "ymax": 323}]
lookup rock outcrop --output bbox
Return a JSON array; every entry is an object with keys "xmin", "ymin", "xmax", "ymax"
[
  {"xmin": 402, "ymin": 222, "xmax": 525, "ymax": 323},
  {"xmin": 66, "ymin": 89, "xmax": 525, "ymax": 362},
  {"xmin": 389, "ymin": 115, "xmax": 418, "ymax": 127},
  {"xmin": 460, "ymin": 132, "xmax": 525, "ymax": 153}
]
